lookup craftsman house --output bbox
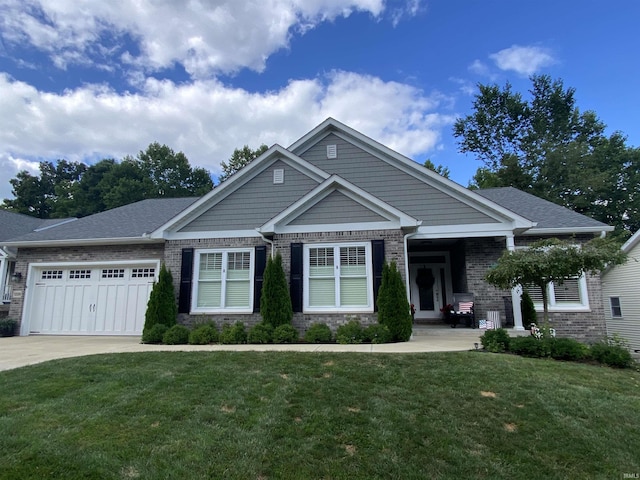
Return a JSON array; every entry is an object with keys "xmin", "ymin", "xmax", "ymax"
[{"xmin": 1, "ymin": 118, "xmax": 612, "ymax": 340}]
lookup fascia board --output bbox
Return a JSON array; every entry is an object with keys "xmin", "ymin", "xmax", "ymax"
[
  {"xmin": 523, "ymin": 226, "xmax": 614, "ymax": 236},
  {"xmin": 289, "ymin": 118, "xmax": 534, "ymax": 228},
  {"xmin": 2, "ymin": 237, "xmax": 163, "ymax": 248},
  {"xmin": 163, "ymin": 230, "xmax": 263, "ymax": 240},
  {"xmin": 413, "ymin": 224, "xmax": 520, "ymax": 239},
  {"xmin": 151, "ymin": 146, "xmax": 330, "ymax": 237},
  {"xmin": 259, "ymin": 175, "xmax": 420, "ymax": 233},
  {"xmin": 621, "ymin": 229, "xmax": 640, "ymax": 253}
]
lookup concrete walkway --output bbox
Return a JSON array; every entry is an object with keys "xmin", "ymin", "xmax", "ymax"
[{"xmin": 0, "ymin": 326, "xmax": 483, "ymax": 372}]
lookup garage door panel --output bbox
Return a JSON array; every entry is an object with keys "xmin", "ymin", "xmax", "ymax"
[{"xmin": 28, "ymin": 264, "xmax": 156, "ymax": 335}]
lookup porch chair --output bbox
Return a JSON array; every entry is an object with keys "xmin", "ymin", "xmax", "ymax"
[{"xmin": 450, "ymin": 293, "xmax": 476, "ymax": 328}]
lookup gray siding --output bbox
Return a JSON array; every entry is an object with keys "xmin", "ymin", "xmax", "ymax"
[
  {"xmin": 289, "ymin": 190, "xmax": 386, "ymax": 225},
  {"xmin": 602, "ymin": 241, "xmax": 640, "ymax": 352},
  {"xmin": 179, "ymin": 160, "xmax": 319, "ymax": 232},
  {"xmin": 299, "ymin": 134, "xmax": 499, "ymax": 226}
]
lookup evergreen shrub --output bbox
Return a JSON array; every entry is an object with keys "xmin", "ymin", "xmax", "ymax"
[
  {"xmin": 336, "ymin": 320, "xmax": 364, "ymax": 344},
  {"xmin": 247, "ymin": 322, "xmax": 274, "ymax": 344},
  {"xmin": 143, "ymin": 264, "xmax": 177, "ymax": 339},
  {"xmin": 260, "ymin": 252, "xmax": 293, "ymax": 328},
  {"xmin": 363, "ymin": 323, "xmax": 391, "ymax": 344},
  {"xmin": 272, "ymin": 324, "xmax": 298, "ymax": 344},
  {"xmin": 141, "ymin": 324, "xmax": 168, "ymax": 344},
  {"xmin": 590, "ymin": 335, "xmax": 634, "ymax": 368},
  {"xmin": 304, "ymin": 323, "xmax": 333, "ymax": 343},
  {"xmin": 162, "ymin": 325, "xmax": 190, "ymax": 345},
  {"xmin": 480, "ymin": 328, "xmax": 511, "ymax": 353},
  {"xmin": 376, "ymin": 261, "xmax": 412, "ymax": 342},
  {"xmin": 220, "ymin": 322, "xmax": 247, "ymax": 344},
  {"xmin": 520, "ymin": 290, "xmax": 537, "ymax": 330},
  {"xmin": 188, "ymin": 324, "xmax": 219, "ymax": 345}
]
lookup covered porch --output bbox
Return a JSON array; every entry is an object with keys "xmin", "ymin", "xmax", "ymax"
[{"xmin": 403, "ymin": 234, "xmax": 525, "ymax": 331}]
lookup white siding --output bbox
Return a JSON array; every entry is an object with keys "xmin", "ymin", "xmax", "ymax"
[{"xmin": 602, "ymin": 241, "xmax": 640, "ymax": 352}]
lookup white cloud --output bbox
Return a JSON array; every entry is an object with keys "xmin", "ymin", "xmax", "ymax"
[
  {"xmin": 0, "ymin": 0, "xmax": 388, "ymax": 78},
  {"xmin": 0, "ymin": 71, "xmax": 455, "ymax": 201},
  {"xmin": 489, "ymin": 44, "xmax": 556, "ymax": 76},
  {"xmin": 468, "ymin": 59, "xmax": 490, "ymax": 77}
]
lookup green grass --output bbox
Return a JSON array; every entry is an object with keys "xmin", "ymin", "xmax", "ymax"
[{"xmin": 1, "ymin": 352, "xmax": 639, "ymax": 479}]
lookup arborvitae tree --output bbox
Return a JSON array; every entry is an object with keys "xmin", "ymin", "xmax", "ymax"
[
  {"xmin": 520, "ymin": 290, "xmax": 537, "ymax": 329},
  {"xmin": 260, "ymin": 252, "xmax": 293, "ymax": 328},
  {"xmin": 376, "ymin": 261, "xmax": 412, "ymax": 342},
  {"xmin": 143, "ymin": 263, "xmax": 177, "ymax": 337}
]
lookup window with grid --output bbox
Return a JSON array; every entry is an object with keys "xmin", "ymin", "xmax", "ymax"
[
  {"xmin": 194, "ymin": 250, "xmax": 252, "ymax": 311},
  {"xmin": 306, "ymin": 243, "xmax": 371, "ymax": 311},
  {"xmin": 524, "ymin": 276, "xmax": 587, "ymax": 310},
  {"xmin": 69, "ymin": 270, "xmax": 91, "ymax": 279},
  {"xmin": 610, "ymin": 297, "xmax": 623, "ymax": 318}
]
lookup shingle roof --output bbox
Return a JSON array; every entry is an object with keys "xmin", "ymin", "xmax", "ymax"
[
  {"xmin": 476, "ymin": 187, "xmax": 609, "ymax": 231},
  {"xmin": 3, "ymin": 197, "xmax": 199, "ymax": 243},
  {"xmin": 0, "ymin": 210, "xmax": 49, "ymax": 241}
]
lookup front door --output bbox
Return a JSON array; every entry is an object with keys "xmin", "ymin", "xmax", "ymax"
[{"xmin": 409, "ymin": 264, "xmax": 443, "ymax": 320}]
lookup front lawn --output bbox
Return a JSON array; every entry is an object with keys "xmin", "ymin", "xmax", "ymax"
[{"xmin": 0, "ymin": 352, "xmax": 639, "ymax": 479}]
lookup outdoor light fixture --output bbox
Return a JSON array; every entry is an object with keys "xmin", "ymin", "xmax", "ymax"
[
  {"xmin": 474, "ymin": 342, "xmax": 479, "ymax": 350},
  {"xmin": 10, "ymin": 272, "xmax": 22, "ymax": 282}
]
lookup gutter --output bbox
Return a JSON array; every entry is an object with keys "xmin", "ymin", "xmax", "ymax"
[{"xmin": 1, "ymin": 236, "xmax": 163, "ymax": 248}]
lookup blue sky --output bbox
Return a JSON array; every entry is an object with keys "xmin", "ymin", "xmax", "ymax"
[{"xmin": 0, "ymin": 0, "xmax": 638, "ymax": 204}]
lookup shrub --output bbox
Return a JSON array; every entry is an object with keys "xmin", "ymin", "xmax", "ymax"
[
  {"xmin": 141, "ymin": 323, "xmax": 168, "ymax": 344},
  {"xmin": 272, "ymin": 324, "xmax": 299, "ymax": 344},
  {"xmin": 520, "ymin": 290, "xmax": 537, "ymax": 329},
  {"xmin": 363, "ymin": 323, "xmax": 392, "ymax": 344},
  {"xmin": 162, "ymin": 325, "xmax": 190, "ymax": 345},
  {"xmin": 220, "ymin": 322, "xmax": 247, "ymax": 344},
  {"xmin": 260, "ymin": 252, "xmax": 293, "ymax": 328},
  {"xmin": 188, "ymin": 324, "xmax": 219, "ymax": 345},
  {"xmin": 377, "ymin": 261, "xmax": 412, "ymax": 342},
  {"xmin": 336, "ymin": 320, "xmax": 364, "ymax": 344},
  {"xmin": 247, "ymin": 322, "xmax": 274, "ymax": 344},
  {"xmin": 304, "ymin": 323, "xmax": 333, "ymax": 343},
  {"xmin": 590, "ymin": 335, "xmax": 634, "ymax": 368},
  {"xmin": 143, "ymin": 264, "xmax": 177, "ymax": 339},
  {"xmin": 550, "ymin": 338, "xmax": 589, "ymax": 361},
  {"xmin": 509, "ymin": 335, "xmax": 551, "ymax": 357},
  {"xmin": 480, "ymin": 328, "xmax": 511, "ymax": 353},
  {"xmin": 0, "ymin": 318, "xmax": 18, "ymax": 337}
]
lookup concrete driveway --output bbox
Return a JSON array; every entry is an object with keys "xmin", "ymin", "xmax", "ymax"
[{"xmin": 0, "ymin": 327, "xmax": 482, "ymax": 372}]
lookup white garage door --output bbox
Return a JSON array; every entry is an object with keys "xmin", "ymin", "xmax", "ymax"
[{"xmin": 28, "ymin": 264, "xmax": 157, "ymax": 335}]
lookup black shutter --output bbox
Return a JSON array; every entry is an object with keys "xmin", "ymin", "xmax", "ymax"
[
  {"xmin": 254, "ymin": 245, "xmax": 267, "ymax": 312},
  {"xmin": 290, "ymin": 242, "xmax": 303, "ymax": 312},
  {"xmin": 371, "ymin": 239, "xmax": 385, "ymax": 311},
  {"xmin": 178, "ymin": 248, "xmax": 194, "ymax": 314}
]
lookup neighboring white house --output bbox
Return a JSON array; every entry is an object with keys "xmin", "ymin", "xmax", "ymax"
[{"xmin": 601, "ymin": 229, "xmax": 640, "ymax": 353}]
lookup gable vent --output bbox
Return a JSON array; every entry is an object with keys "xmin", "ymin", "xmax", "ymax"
[
  {"xmin": 273, "ymin": 168, "xmax": 284, "ymax": 184},
  {"xmin": 327, "ymin": 144, "xmax": 337, "ymax": 159}
]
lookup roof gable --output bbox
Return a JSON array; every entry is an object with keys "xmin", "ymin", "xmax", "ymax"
[{"xmin": 259, "ymin": 175, "xmax": 420, "ymax": 234}]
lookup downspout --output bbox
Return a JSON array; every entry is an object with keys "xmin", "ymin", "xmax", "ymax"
[{"xmin": 257, "ymin": 230, "xmax": 275, "ymax": 258}]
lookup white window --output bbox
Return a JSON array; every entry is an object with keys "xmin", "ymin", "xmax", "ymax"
[
  {"xmin": 304, "ymin": 243, "xmax": 372, "ymax": 312},
  {"xmin": 525, "ymin": 276, "xmax": 590, "ymax": 312},
  {"xmin": 192, "ymin": 249, "xmax": 253, "ymax": 312},
  {"xmin": 610, "ymin": 297, "xmax": 623, "ymax": 318}
]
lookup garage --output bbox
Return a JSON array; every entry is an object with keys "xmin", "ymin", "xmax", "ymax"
[{"xmin": 25, "ymin": 262, "xmax": 158, "ymax": 335}]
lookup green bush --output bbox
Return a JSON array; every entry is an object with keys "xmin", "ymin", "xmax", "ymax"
[
  {"xmin": 509, "ymin": 335, "xmax": 551, "ymax": 357},
  {"xmin": 272, "ymin": 324, "xmax": 299, "ymax": 344},
  {"xmin": 220, "ymin": 322, "xmax": 247, "ymax": 344},
  {"xmin": 260, "ymin": 252, "xmax": 293, "ymax": 328},
  {"xmin": 247, "ymin": 322, "xmax": 274, "ymax": 344},
  {"xmin": 520, "ymin": 290, "xmax": 537, "ymax": 330},
  {"xmin": 590, "ymin": 335, "xmax": 634, "ymax": 368},
  {"xmin": 550, "ymin": 338, "xmax": 590, "ymax": 361},
  {"xmin": 363, "ymin": 323, "xmax": 392, "ymax": 344},
  {"xmin": 162, "ymin": 325, "xmax": 190, "ymax": 345},
  {"xmin": 377, "ymin": 261, "xmax": 412, "ymax": 342},
  {"xmin": 336, "ymin": 320, "xmax": 364, "ymax": 344},
  {"xmin": 143, "ymin": 264, "xmax": 178, "ymax": 339},
  {"xmin": 141, "ymin": 323, "xmax": 168, "ymax": 344},
  {"xmin": 480, "ymin": 328, "xmax": 511, "ymax": 353},
  {"xmin": 188, "ymin": 324, "xmax": 219, "ymax": 345},
  {"xmin": 304, "ymin": 323, "xmax": 333, "ymax": 343},
  {"xmin": 0, "ymin": 318, "xmax": 18, "ymax": 337}
]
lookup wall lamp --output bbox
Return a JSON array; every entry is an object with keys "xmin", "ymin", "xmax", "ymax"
[{"xmin": 11, "ymin": 272, "xmax": 22, "ymax": 282}]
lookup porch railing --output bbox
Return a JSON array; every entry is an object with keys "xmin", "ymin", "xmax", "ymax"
[{"xmin": 2, "ymin": 284, "xmax": 12, "ymax": 303}]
